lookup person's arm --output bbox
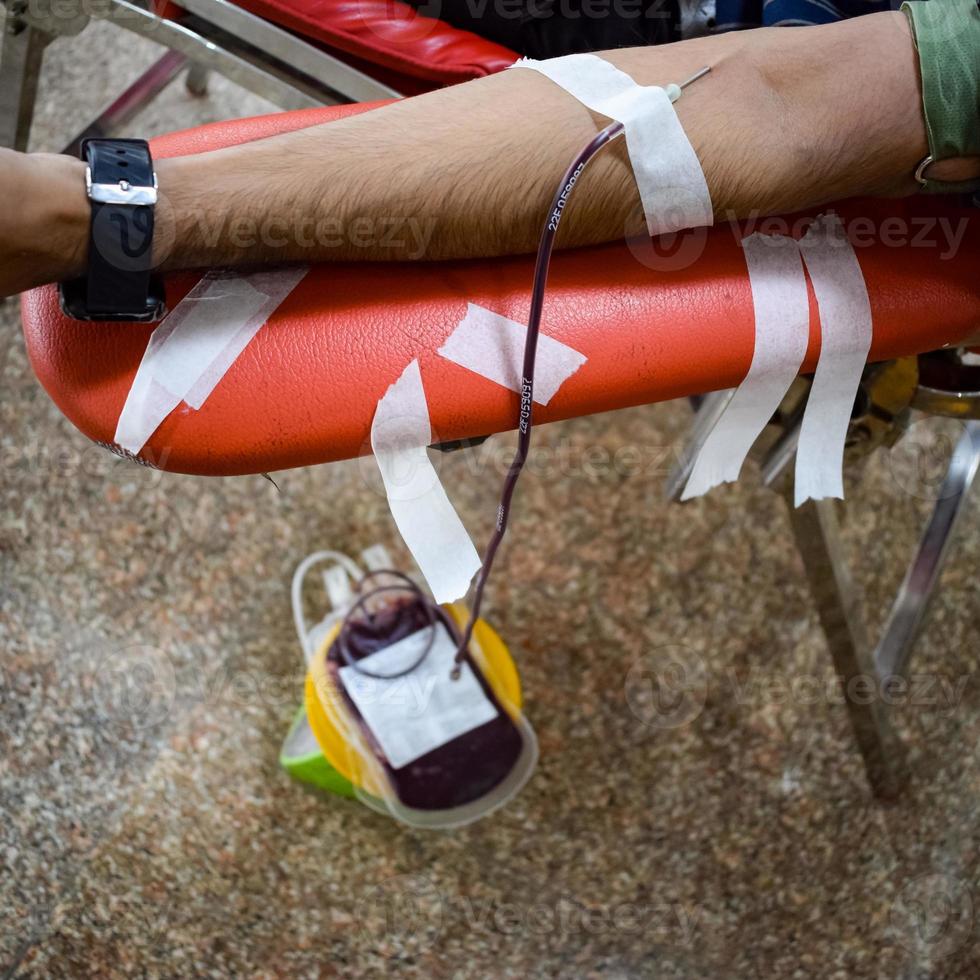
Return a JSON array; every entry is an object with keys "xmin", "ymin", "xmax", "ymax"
[{"xmin": 1, "ymin": 11, "xmax": 975, "ymax": 300}]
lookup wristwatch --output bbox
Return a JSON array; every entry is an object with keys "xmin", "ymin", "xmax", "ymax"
[{"xmin": 58, "ymin": 138, "xmax": 167, "ymax": 322}]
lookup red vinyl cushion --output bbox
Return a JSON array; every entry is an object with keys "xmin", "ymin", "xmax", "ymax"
[
  {"xmin": 21, "ymin": 104, "xmax": 980, "ymax": 477},
  {"xmin": 202, "ymin": 0, "xmax": 516, "ymax": 88}
]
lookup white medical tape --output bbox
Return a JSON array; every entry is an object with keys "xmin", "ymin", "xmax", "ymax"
[
  {"xmin": 682, "ymin": 234, "xmax": 810, "ymax": 499},
  {"xmin": 794, "ymin": 213, "xmax": 873, "ymax": 506},
  {"xmin": 361, "ymin": 543, "xmax": 394, "ymax": 572},
  {"xmin": 114, "ymin": 267, "xmax": 308, "ymax": 455},
  {"xmin": 437, "ymin": 302, "xmax": 587, "ymax": 406},
  {"xmin": 323, "ymin": 564, "xmax": 354, "ymax": 611},
  {"xmin": 510, "ymin": 54, "xmax": 713, "ymax": 236},
  {"xmin": 370, "ymin": 359, "xmax": 482, "ymax": 604}
]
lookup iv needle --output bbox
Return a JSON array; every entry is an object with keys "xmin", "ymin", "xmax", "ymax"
[{"xmin": 679, "ymin": 65, "xmax": 712, "ymax": 89}]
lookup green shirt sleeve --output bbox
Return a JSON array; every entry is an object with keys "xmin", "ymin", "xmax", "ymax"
[{"xmin": 901, "ymin": 0, "xmax": 980, "ymax": 193}]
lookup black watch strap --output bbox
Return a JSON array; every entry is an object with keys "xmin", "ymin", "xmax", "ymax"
[{"xmin": 59, "ymin": 138, "xmax": 166, "ymax": 322}]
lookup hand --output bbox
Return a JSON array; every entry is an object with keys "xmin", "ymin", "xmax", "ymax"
[{"xmin": 0, "ymin": 148, "xmax": 88, "ymax": 300}]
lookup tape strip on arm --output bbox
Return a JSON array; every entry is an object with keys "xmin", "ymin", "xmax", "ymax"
[
  {"xmin": 510, "ymin": 54, "xmax": 713, "ymax": 236},
  {"xmin": 682, "ymin": 234, "xmax": 810, "ymax": 499},
  {"xmin": 794, "ymin": 213, "xmax": 874, "ymax": 506}
]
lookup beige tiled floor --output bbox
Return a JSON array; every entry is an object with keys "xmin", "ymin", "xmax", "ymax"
[{"xmin": 2, "ymin": 16, "xmax": 979, "ymax": 980}]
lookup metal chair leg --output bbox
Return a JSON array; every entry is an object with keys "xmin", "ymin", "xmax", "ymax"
[
  {"xmin": 784, "ymin": 493, "xmax": 910, "ymax": 799},
  {"xmin": 774, "ymin": 419, "xmax": 980, "ymax": 798},
  {"xmin": 874, "ymin": 421, "xmax": 980, "ymax": 680},
  {"xmin": 675, "ymin": 361, "xmax": 976, "ymax": 798},
  {"xmin": 0, "ymin": 15, "xmax": 50, "ymax": 150},
  {"xmin": 185, "ymin": 62, "xmax": 210, "ymax": 96},
  {"xmin": 664, "ymin": 389, "xmax": 734, "ymax": 501},
  {"xmin": 671, "ymin": 388, "xmax": 910, "ymax": 796}
]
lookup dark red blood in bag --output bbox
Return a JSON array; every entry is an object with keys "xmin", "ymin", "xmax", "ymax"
[{"xmin": 327, "ymin": 599, "xmax": 523, "ymax": 811}]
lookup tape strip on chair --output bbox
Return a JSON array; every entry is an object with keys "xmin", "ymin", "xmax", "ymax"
[
  {"xmin": 794, "ymin": 213, "xmax": 873, "ymax": 506},
  {"xmin": 510, "ymin": 54, "xmax": 713, "ymax": 236},
  {"xmin": 370, "ymin": 359, "xmax": 482, "ymax": 604},
  {"xmin": 114, "ymin": 267, "xmax": 308, "ymax": 455},
  {"xmin": 437, "ymin": 302, "xmax": 587, "ymax": 405},
  {"xmin": 682, "ymin": 234, "xmax": 810, "ymax": 499}
]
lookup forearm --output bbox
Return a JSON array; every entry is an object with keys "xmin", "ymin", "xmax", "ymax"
[
  {"xmin": 4, "ymin": 11, "xmax": 964, "ymax": 297},
  {"xmin": 152, "ymin": 12, "xmax": 927, "ymax": 268}
]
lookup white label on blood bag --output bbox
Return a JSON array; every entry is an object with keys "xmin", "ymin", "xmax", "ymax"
[{"xmin": 338, "ymin": 623, "xmax": 499, "ymax": 770}]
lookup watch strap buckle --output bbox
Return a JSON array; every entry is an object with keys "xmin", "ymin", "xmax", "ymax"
[{"xmin": 85, "ymin": 166, "xmax": 158, "ymax": 206}]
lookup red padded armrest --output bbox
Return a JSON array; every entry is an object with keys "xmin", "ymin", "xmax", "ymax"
[
  {"xmin": 221, "ymin": 0, "xmax": 516, "ymax": 86},
  {"xmin": 21, "ymin": 105, "xmax": 980, "ymax": 476}
]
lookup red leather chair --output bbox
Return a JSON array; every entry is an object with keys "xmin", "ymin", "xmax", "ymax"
[
  {"xmin": 223, "ymin": 0, "xmax": 516, "ymax": 93},
  {"xmin": 21, "ymin": 103, "xmax": 980, "ymax": 476},
  {"xmin": 18, "ymin": 103, "xmax": 980, "ymax": 800}
]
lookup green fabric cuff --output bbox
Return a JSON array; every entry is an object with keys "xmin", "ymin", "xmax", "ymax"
[{"xmin": 901, "ymin": 0, "xmax": 980, "ymax": 193}]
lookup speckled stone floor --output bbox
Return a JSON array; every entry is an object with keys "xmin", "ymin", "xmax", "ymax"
[{"xmin": 2, "ymin": 15, "xmax": 980, "ymax": 980}]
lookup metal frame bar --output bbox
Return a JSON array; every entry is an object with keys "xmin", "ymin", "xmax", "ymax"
[
  {"xmin": 783, "ymin": 493, "xmax": 909, "ymax": 799},
  {"xmin": 673, "ymin": 384, "xmax": 980, "ymax": 798},
  {"xmin": 873, "ymin": 421, "xmax": 980, "ymax": 680},
  {"xmin": 185, "ymin": 61, "xmax": 210, "ymax": 95},
  {"xmin": 79, "ymin": 1, "xmax": 328, "ymax": 109},
  {"xmin": 664, "ymin": 389, "xmax": 734, "ymax": 501},
  {"xmin": 779, "ymin": 422, "xmax": 980, "ymax": 797},
  {"xmin": 0, "ymin": 15, "xmax": 50, "ymax": 150},
  {"xmin": 3, "ymin": 0, "xmax": 407, "ymax": 150},
  {"xmin": 62, "ymin": 49, "xmax": 189, "ymax": 155},
  {"xmin": 171, "ymin": 0, "xmax": 401, "ymax": 102}
]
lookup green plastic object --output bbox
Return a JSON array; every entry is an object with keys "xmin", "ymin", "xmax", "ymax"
[{"xmin": 279, "ymin": 705, "xmax": 356, "ymax": 798}]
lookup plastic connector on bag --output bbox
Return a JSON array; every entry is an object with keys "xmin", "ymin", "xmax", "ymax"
[{"xmin": 304, "ymin": 576, "xmax": 537, "ymax": 830}]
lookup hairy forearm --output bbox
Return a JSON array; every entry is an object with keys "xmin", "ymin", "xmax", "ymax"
[
  {"xmin": 4, "ymin": 11, "xmax": 968, "ymax": 298},
  {"xmin": 152, "ymin": 12, "xmax": 927, "ymax": 269}
]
